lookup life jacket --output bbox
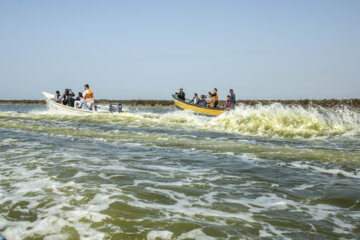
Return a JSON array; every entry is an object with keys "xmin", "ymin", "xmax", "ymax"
[
  {"xmin": 84, "ymin": 89, "xmax": 94, "ymax": 100},
  {"xmin": 208, "ymin": 96, "xmax": 215, "ymax": 107},
  {"xmin": 213, "ymin": 91, "xmax": 218, "ymax": 101},
  {"xmin": 226, "ymin": 100, "xmax": 231, "ymax": 108}
]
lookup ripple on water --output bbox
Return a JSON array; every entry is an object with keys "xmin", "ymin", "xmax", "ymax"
[{"xmin": 0, "ymin": 105, "xmax": 360, "ymax": 239}]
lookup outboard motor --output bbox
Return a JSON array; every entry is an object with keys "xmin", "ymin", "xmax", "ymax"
[{"xmin": 109, "ymin": 103, "xmax": 122, "ymax": 113}]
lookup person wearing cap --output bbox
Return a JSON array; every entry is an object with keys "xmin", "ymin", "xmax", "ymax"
[{"xmin": 176, "ymin": 88, "xmax": 185, "ymax": 101}]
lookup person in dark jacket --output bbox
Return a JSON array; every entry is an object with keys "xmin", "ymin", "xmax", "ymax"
[
  {"xmin": 61, "ymin": 89, "xmax": 75, "ymax": 106},
  {"xmin": 199, "ymin": 95, "xmax": 207, "ymax": 107},
  {"xmin": 176, "ymin": 88, "xmax": 185, "ymax": 101},
  {"xmin": 66, "ymin": 89, "xmax": 75, "ymax": 107},
  {"xmin": 229, "ymin": 89, "xmax": 236, "ymax": 109}
]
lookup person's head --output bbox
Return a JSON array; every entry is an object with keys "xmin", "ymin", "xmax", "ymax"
[
  {"xmin": 227, "ymin": 95, "xmax": 230, "ymax": 100},
  {"xmin": 179, "ymin": 88, "xmax": 184, "ymax": 92},
  {"xmin": 85, "ymin": 84, "xmax": 89, "ymax": 90},
  {"xmin": 78, "ymin": 92, "xmax": 83, "ymax": 98},
  {"xmin": 230, "ymin": 89, "xmax": 233, "ymax": 93},
  {"xmin": 56, "ymin": 90, "xmax": 60, "ymax": 95},
  {"xmin": 200, "ymin": 95, "xmax": 205, "ymax": 99},
  {"xmin": 64, "ymin": 89, "xmax": 69, "ymax": 94},
  {"xmin": 194, "ymin": 93, "xmax": 198, "ymax": 97},
  {"xmin": 214, "ymin": 88, "xmax": 217, "ymax": 92}
]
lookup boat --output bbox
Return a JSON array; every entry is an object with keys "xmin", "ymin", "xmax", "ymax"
[
  {"xmin": 42, "ymin": 92, "xmax": 122, "ymax": 114},
  {"xmin": 172, "ymin": 94, "xmax": 228, "ymax": 116}
]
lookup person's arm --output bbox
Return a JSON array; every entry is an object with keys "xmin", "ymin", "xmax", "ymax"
[{"xmin": 69, "ymin": 89, "xmax": 75, "ymax": 97}]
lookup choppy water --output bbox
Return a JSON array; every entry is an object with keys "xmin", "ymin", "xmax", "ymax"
[{"xmin": 0, "ymin": 104, "xmax": 359, "ymax": 240}]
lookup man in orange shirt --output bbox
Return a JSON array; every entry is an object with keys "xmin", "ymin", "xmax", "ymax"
[{"xmin": 83, "ymin": 84, "xmax": 94, "ymax": 110}]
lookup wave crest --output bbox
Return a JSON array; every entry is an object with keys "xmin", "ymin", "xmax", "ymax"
[{"xmin": 207, "ymin": 104, "xmax": 360, "ymax": 138}]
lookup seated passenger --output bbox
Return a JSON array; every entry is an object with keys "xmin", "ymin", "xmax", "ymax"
[
  {"xmin": 226, "ymin": 95, "xmax": 231, "ymax": 108},
  {"xmin": 199, "ymin": 95, "xmax": 207, "ymax": 107},
  {"xmin": 76, "ymin": 92, "xmax": 90, "ymax": 110},
  {"xmin": 54, "ymin": 90, "xmax": 61, "ymax": 103},
  {"xmin": 189, "ymin": 93, "xmax": 200, "ymax": 105}
]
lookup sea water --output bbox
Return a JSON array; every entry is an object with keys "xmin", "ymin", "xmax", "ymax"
[{"xmin": 0, "ymin": 104, "xmax": 359, "ymax": 239}]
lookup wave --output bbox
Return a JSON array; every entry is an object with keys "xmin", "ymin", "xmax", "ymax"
[
  {"xmin": 1, "ymin": 103, "xmax": 360, "ymax": 139},
  {"xmin": 208, "ymin": 104, "xmax": 360, "ymax": 138},
  {"xmin": 152, "ymin": 103, "xmax": 359, "ymax": 139}
]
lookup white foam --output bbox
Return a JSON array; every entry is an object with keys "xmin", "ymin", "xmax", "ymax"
[
  {"xmin": 147, "ymin": 230, "xmax": 174, "ymax": 240},
  {"xmin": 292, "ymin": 184, "xmax": 314, "ymax": 190},
  {"xmin": 286, "ymin": 162, "xmax": 360, "ymax": 179},
  {"xmin": 178, "ymin": 229, "xmax": 216, "ymax": 240}
]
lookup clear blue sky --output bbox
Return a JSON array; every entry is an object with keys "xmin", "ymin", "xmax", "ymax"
[{"xmin": 0, "ymin": 0, "xmax": 359, "ymax": 100}]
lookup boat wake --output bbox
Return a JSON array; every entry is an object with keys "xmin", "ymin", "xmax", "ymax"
[
  {"xmin": 148, "ymin": 103, "xmax": 360, "ymax": 139},
  {"xmin": 1, "ymin": 103, "xmax": 359, "ymax": 139},
  {"xmin": 209, "ymin": 103, "xmax": 360, "ymax": 138}
]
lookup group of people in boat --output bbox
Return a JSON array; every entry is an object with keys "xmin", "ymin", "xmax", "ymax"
[
  {"xmin": 54, "ymin": 84, "xmax": 94, "ymax": 110},
  {"xmin": 176, "ymin": 88, "xmax": 236, "ymax": 109}
]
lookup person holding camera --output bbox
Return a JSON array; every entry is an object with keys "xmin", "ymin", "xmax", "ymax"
[
  {"xmin": 176, "ymin": 88, "xmax": 185, "ymax": 101},
  {"xmin": 61, "ymin": 88, "xmax": 75, "ymax": 107},
  {"xmin": 208, "ymin": 88, "xmax": 218, "ymax": 107}
]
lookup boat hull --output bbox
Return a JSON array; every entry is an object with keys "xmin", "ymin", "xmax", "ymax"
[
  {"xmin": 172, "ymin": 94, "xmax": 227, "ymax": 116},
  {"xmin": 42, "ymin": 92, "xmax": 96, "ymax": 114}
]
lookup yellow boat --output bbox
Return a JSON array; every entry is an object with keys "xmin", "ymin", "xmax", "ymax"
[{"xmin": 172, "ymin": 94, "xmax": 228, "ymax": 116}]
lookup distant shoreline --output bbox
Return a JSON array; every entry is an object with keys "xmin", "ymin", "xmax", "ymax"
[{"xmin": 0, "ymin": 99, "xmax": 359, "ymax": 108}]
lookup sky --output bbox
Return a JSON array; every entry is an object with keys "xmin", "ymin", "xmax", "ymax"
[{"xmin": 0, "ymin": 0, "xmax": 359, "ymax": 100}]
